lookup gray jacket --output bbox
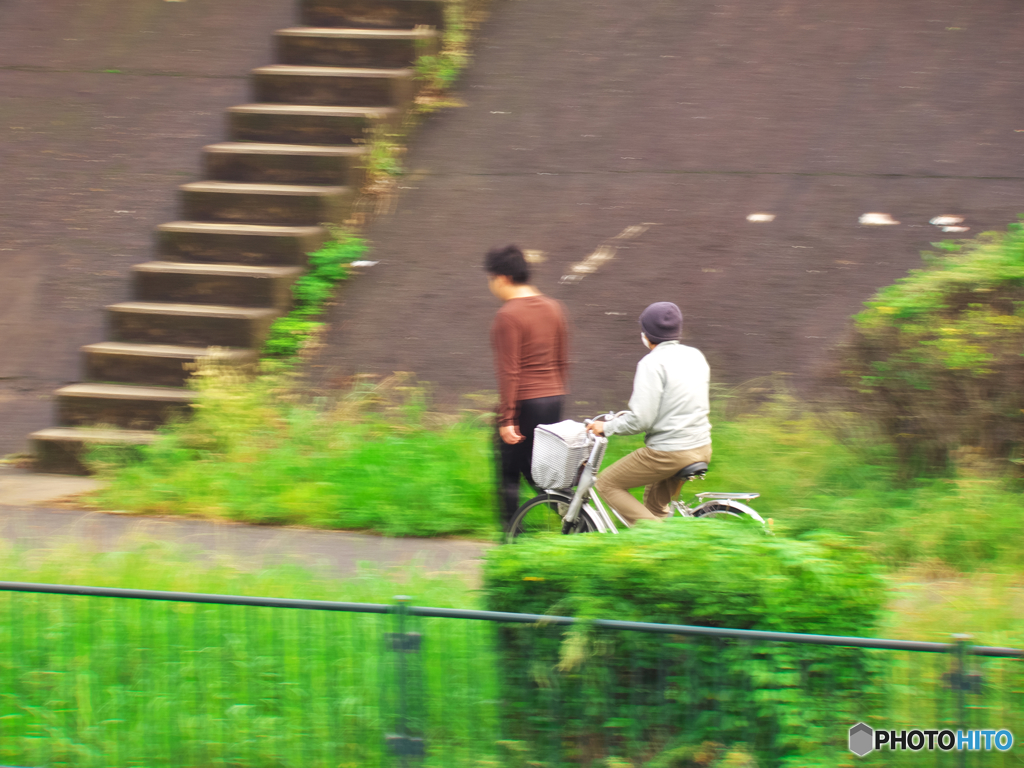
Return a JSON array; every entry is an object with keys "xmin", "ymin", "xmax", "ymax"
[{"xmin": 603, "ymin": 341, "xmax": 711, "ymax": 451}]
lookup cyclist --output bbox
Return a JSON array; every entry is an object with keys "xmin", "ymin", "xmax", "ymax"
[{"xmin": 585, "ymin": 302, "xmax": 711, "ymax": 525}]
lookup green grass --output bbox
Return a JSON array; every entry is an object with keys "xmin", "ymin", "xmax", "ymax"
[
  {"xmin": 0, "ymin": 541, "xmax": 498, "ymax": 768},
  {"xmin": 0, "ymin": 538, "xmax": 478, "ymax": 606},
  {"xmin": 882, "ymin": 568, "xmax": 1024, "ymax": 649},
  {"xmin": 0, "ymin": 540, "xmax": 1020, "ymax": 767},
  {"xmin": 89, "ymin": 372, "xmax": 1024, "ymax": 574}
]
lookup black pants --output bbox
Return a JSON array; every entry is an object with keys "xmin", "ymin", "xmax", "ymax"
[{"xmin": 495, "ymin": 395, "xmax": 564, "ymax": 530}]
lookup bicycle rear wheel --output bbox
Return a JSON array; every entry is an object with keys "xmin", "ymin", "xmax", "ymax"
[
  {"xmin": 691, "ymin": 503, "xmax": 743, "ymax": 520},
  {"xmin": 506, "ymin": 492, "xmax": 598, "ymax": 542},
  {"xmin": 691, "ymin": 502, "xmax": 760, "ymax": 522}
]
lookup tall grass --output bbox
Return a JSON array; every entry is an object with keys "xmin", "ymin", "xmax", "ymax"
[
  {"xmin": 89, "ymin": 365, "xmax": 499, "ymax": 538},
  {"xmin": 700, "ymin": 395, "xmax": 1024, "ymax": 572},
  {"xmin": 90, "ymin": 366, "xmax": 1024, "ymax": 573}
]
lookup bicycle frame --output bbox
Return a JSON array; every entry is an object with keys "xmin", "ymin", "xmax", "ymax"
[
  {"xmin": 561, "ymin": 435, "xmax": 620, "ymax": 532},
  {"xmin": 559, "ymin": 432, "xmax": 765, "ymax": 533}
]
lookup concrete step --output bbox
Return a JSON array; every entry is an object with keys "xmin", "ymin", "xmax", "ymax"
[
  {"xmin": 108, "ymin": 302, "xmax": 279, "ymax": 348},
  {"xmin": 228, "ymin": 103, "xmax": 396, "ymax": 145},
  {"xmin": 157, "ymin": 221, "xmax": 326, "ymax": 266},
  {"xmin": 253, "ymin": 65, "xmax": 415, "ymax": 109},
  {"xmin": 276, "ymin": 26, "xmax": 438, "ymax": 69},
  {"xmin": 56, "ymin": 383, "xmax": 195, "ymax": 431},
  {"xmin": 134, "ymin": 261, "xmax": 304, "ymax": 309},
  {"xmin": 32, "ymin": 427, "xmax": 158, "ymax": 475},
  {"xmin": 180, "ymin": 181, "xmax": 353, "ymax": 227},
  {"xmin": 300, "ymin": 0, "xmax": 445, "ymax": 31},
  {"xmin": 204, "ymin": 142, "xmax": 367, "ymax": 187},
  {"xmin": 84, "ymin": 342, "xmax": 257, "ymax": 387}
]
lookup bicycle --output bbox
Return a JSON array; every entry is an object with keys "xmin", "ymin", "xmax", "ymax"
[{"xmin": 506, "ymin": 415, "xmax": 766, "ymax": 541}]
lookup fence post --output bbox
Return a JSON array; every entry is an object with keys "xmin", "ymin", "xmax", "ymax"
[
  {"xmin": 386, "ymin": 595, "xmax": 424, "ymax": 767},
  {"xmin": 952, "ymin": 634, "xmax": 971, "ymax": 768}
]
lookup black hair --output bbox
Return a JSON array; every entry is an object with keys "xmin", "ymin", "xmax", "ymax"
[{"xmin": 484, "ymin": 245, "xmax": 530, "ymax": 285}]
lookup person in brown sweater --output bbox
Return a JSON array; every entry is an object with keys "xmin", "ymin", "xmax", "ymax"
[{"xmin": 484, "ymin": 245, "xmax": 569, "ymax": 530}]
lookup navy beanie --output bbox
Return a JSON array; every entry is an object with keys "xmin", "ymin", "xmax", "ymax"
[{"xmin": 639, "ymin": 302, "xmax": 683, "ymax": 344}]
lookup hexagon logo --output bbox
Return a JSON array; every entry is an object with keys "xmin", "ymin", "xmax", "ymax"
[{"xmin": 849, "ymin": 722, "xmax": 874, "ymax": 756}]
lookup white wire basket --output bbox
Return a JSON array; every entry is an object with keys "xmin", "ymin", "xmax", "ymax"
[{"xmin": 531, "ymin": 420, "xmax": 605, "ymax": 490}]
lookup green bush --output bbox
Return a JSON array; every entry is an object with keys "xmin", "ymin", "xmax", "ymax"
[
  {"xmin": 846, "ymin": 218, "xmax": 1024, "ymax": 471},
  {"xmin": 482, "ymin": 522, "xmax": 886, "ymax": 766}
]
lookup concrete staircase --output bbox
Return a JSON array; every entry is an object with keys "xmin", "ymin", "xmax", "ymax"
[{"xmin": 32, "ymin": 0, "xmax": 443, "ymax": 473}]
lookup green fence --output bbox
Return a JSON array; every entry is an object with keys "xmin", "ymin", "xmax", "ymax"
[{"xmin": 0, "ymin": 582, "xmax": 1019, "ymax": 767}]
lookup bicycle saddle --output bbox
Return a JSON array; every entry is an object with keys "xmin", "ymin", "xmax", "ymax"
[{"xmin": 672, "ymin": 462, "xmax": 708, "ymax": 481}]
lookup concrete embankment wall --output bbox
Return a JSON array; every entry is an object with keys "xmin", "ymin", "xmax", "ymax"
[{"xmin": 0, "ymin": 0, "xmax": 292, "ymax": 455}]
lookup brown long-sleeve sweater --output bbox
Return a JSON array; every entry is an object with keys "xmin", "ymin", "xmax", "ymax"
[{"xmin": 490, "ymin": 295, "xmax": 569, "ymax": 426}]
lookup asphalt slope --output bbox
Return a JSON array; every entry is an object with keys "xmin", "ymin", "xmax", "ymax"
[{"xmin": 304, "ymin": 0, "xmax": 1024, "ymax": 416}]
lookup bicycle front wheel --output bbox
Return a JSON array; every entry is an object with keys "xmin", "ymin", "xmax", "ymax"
[{"xmin": 506, "ymin": 492, "xmax": 598, "ymax": 542}]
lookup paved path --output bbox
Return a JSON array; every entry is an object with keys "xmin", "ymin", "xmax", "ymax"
[
  {"xmin": 304, "ymin": 0, "xmax": 1024, "ymax": 416},
  {"xmin": 0, "ymin": 466, "xmax": 491, "ymax": 582}
]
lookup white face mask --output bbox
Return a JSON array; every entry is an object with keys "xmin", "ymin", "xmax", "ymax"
[{"xmin": 641, "ymin": 332, "xmax": 651, "ymax": 348}]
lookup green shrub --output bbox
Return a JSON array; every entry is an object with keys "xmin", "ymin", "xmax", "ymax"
[
  {"xmin": 482, "ymin": 522, "xmax": 886, "ymax": 766},
  {"xmin": 845, "ymin": 218, "xmax": 1024, "ymax": 471}
]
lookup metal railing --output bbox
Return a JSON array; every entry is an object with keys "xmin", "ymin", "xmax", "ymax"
[{"xmin": 0, "ymin": 581, "xmax": 1019, "ymax": 767}]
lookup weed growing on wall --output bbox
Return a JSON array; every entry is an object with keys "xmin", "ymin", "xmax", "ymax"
[
  {"xmin": 413, "ymin": 0, "xmax": 486, "ymax": 105},
  {"xmin": 261, "ymin": 0, "xmax": 495, "ymax": 355},
  {"xmin": 260, "ymin": 0, "xmax": 491, "ymax": 354},
  {"xmin": 359, "ymin": 0, "xmax": 488, "ymax": 193},
  {"xmin": 261, "ymin": 231, "xmax": 367, "ymax": 359}
]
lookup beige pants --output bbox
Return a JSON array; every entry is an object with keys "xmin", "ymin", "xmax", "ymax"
[{"xmin": 595, "ymin": 443, "xmax": 712, "ymax": 525}]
